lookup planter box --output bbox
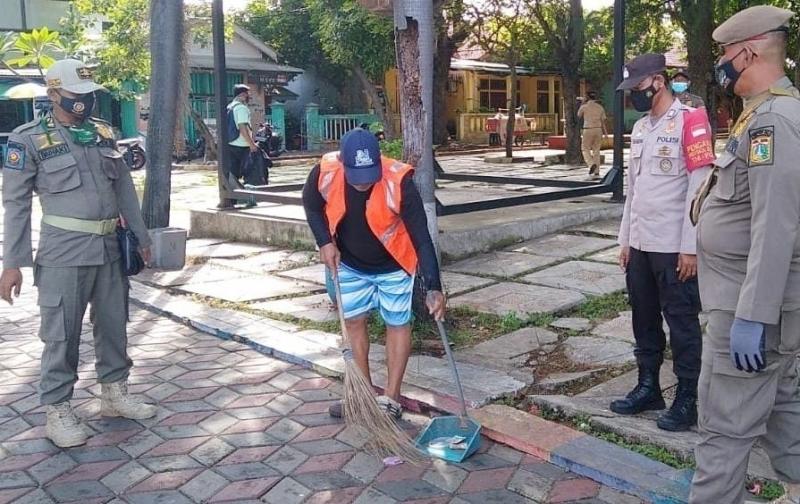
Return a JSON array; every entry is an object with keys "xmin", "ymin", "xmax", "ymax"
[{"xmin": 149, "ymin": 227, "xmax": 187, "ymax": 271}]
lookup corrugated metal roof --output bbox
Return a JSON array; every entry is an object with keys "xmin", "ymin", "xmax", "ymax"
[
  {"xmin": 450, "ymin": 58, "xmax": 535, "ymax": 76},
  {"xmin": 189, "ymin": 55, "xmax": 302, "ymax": 75}
]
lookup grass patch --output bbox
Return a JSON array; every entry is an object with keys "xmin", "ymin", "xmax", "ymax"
[{"xmin": 568, "ymin": 291, "xmax": 629, "ymax": 320}]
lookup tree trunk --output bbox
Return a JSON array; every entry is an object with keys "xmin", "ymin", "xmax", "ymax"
[
  {"xmin": 505, "ymin": 53, "xmax": 517, "ymax": 159},
  {"xmin": 142, "ymin": 0, "xmax": 184, "ymax": 229},
  {"xmin": 173, "ymin": 24, "xmax": 191, "ymax": 160},
  {"xmin": 563, "ymin": 72, "xmax": 582, "ymax": 164},
  {"xmin": 433, "ymin": 3, "xmax": 452, "ymax": 146},
  {"xmin": 795, "ymin": 41, "xmax": 800, "ymax": 86},
  {"xmin": 679, "ymin": 0, "xmax": 714, "ymax": 128},
  {"xmin": 396, "ymin": 8, "xmax": 438, "ymax": 320},
  {"xmin": 353, "ymin": 65, "xmax": 397, "ymax": 139}
]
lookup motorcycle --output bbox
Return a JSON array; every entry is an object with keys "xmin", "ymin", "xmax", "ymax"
[
  {"xmin": 254, "ymin": 123, "xmax": 283, "ymax": 158},
  {"xmin": 118, "ymin": 137, "xmax": 146, "ymax": 171}
]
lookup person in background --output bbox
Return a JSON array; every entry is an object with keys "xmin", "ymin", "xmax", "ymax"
[
  {"xmin": 671, "ymin": 69, "xmax": 705, "ymax": 109},
  {"xmin": 223, "ymin": 84, "xmax": 258, "ymax": 208},
  {"xmin": 302, "ymin": 128, "xmax": 445, "ymax": 420},
  {"xmin": 613, "ymin": 53, "xmax": 714, "ymax": 433},
  {"xmin": 577, "ymin": 91, "xmax": 607, "ymax": 179}
]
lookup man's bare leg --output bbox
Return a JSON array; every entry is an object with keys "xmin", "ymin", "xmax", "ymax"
[
  {"xmin": 345, "ymin": 316, "xmax": 372, "ymax": 385},
  {"xmin": 384, "ymin": 324, "xmax": 412, "ymax": 401}
]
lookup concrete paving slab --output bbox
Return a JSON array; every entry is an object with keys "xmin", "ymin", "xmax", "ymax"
[
  {"xmin": 550, "ymin": 318, "xmax": 592, "ymax": 332},
  {"xmin": 451, "ymin": 282, "xmax": 585, "ymax": 316},
  {"xmin": 592, "ymin": 314, "xmax": 635, "ymax": 343},
  {"xmin": 444, "ymin": 252, "xmax": 558, "ymax": 278},
  {"xmin": 585, "ymin": 246, "xmax": 621, "ymax": 264},
  {"xmin": 441, "ymin": 272, "xmax": 495, "ymax": 297},
  {"xmin": 178, "ymin": 276, "xmax": 321, "ymax": 302},
  {"xmin": 211, "ymin": 250, "xmax": 317, "ymax": 274},
  {"xmin": 186, "ymin": 241, "xmax": 271, "ymax": 259},
  {"xmin": 563, "ymin": 336, "xmax": 634, "ymax": 366},
  {"xmin": 509, "ymin": 234, "xmax": 617, "ymax": 259},
  {"xmin": 577, "ymin": 364, "xmax": 677, "ymax": 399},
  {"xmin": 137, "ymin": 264, "xmax": 249, "ymax": 288},
  {"xmin": 569, "ymin": 219, "xmax": 622, "ymax": 238},
  {"xmin": 276, "ymin": 263, "xmax": 327, "ymax": 285},
  {"xmin": 522, "ymin": 261, "xmax": 626, "ymax": 296},
  {"xmin": 251, "ymin": 295, "xmax": 337, "ymax": 323},
  {"xmin": 461, "ymin": 327, "xmax": 559, "ymax": 360}
]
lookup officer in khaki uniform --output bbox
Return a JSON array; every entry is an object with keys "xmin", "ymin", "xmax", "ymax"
[
  {"xmin": 689, "ymin": 6, "xmax": 800, "ymax": 503},
  {"xmin": 0, "ymin": 59, "xmax": 157, "ymax": 448},
  {"xmin": 577, "ymin": 91, "xmax": 607, "ymax": 178},
  {"xmin": 671, "ymin": 69, "xmax": 706, "ymax": 109},
  {"xmin": 612, "ymin": 53, "xmax": 714, "ymax": 433}
]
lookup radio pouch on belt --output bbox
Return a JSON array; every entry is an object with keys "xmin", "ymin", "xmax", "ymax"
[{"xmin": 117, "ymin": 217, "xmax": 145, "ymax": 276}]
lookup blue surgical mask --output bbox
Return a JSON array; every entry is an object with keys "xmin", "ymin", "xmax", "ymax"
[{"xmin": 671, "ymin": 82, "xmax": 689, "ymax": 94}]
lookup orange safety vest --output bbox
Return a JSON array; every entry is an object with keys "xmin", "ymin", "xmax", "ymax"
[{"xmin": 318, "ymin": 152, "xmax": 418, "ymax": 275}]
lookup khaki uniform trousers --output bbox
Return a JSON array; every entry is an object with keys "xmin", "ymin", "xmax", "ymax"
[
  {"xmin": 34, "ymin": 261, "xmax": 132, "ymax": 405},
  {"xmin": 690, "ymin": 310, "xmax": 800, "ymax": 503},
  {"xmin": 581, "ymin": 128, "xmax": 603, "ymax": 171}
]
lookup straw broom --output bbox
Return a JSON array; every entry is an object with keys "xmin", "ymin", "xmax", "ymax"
[{"xmin": 333, "ymin": 274, "xmax": 425, "ymax": 463}]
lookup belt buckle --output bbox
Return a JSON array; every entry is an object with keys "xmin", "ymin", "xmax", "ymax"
[{"xmin": 103, "ymin": 219, "xmax": 118, "ymax": 235}]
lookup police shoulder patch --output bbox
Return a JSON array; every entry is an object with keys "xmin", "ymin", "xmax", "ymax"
[
  {"xmin": 749, "ymin": 126, "xmax": 774, "ymax": 166},
  {"xmin": 3, "ymin": 141, "xmax": 25, "ymax": 170}
]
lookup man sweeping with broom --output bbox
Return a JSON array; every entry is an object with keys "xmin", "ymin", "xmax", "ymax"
[{"xmin": 303, "ymin": 127, "xmax": 446, "ymax": 421}]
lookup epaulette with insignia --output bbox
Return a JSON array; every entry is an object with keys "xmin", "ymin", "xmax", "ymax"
[
  {"xmin": 12, "ymin": 119, "xmax": 43, "ymax": 135},
  {"xmin": 90, "ymin": 119, "xmax": 116, "ymax": 142}
]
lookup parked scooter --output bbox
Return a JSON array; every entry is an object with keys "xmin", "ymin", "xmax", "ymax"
[
  {"xmin": 254, "ymin": 123, "xmax": 282, "ymax": 158},
  {"xmin": 118, "ymin": 137, "xmax": 146, "ymax": 170}
]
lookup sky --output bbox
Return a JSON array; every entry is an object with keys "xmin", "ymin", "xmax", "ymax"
[{"xmin": 189, "ymin": 0, "xmax": 617, "ymax": 14}]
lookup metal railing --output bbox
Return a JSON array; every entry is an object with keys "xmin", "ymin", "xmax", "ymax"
[{"xmin": 457, "ymin": 112, "xmax": 558, "ymax": 144}]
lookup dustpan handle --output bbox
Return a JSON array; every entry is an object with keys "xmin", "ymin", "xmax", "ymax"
[{"xmin": 436, "ymin": 320, "xmax": 469, "ymax": 419}]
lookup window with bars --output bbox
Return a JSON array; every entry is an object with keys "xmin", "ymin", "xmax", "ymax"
[{"xmin": 189, "ymin": 71, "xmax": 245, "ymax": 97}]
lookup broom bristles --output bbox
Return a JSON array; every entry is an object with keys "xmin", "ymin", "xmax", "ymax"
[
  {"xmin": 332, "ymin": 273, "xmax": 425, "ymax": 464},
  {"xmin": 342, "ymin": 356, "xmax": 426, "ymax": 464}
]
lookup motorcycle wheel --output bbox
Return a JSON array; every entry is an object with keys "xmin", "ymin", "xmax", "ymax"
[{"xmin": 131, "ymin": 148, "xmax": 146, "ymax": 170}]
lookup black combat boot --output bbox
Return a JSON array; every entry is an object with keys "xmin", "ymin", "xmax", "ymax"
[
  {"xmin": 656, "ymin": 378, "xmax": 697, "ymax": 432},
  {"xmin": 609, "ymin": 367, "xmax": 666, "ymax": 415}
]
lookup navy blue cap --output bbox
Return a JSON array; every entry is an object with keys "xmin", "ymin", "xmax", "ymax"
[
  {"xmin": 617, "ymin": 53, "xmax": 666, "ymax": 91},
  {"xmin": 340, "ymin": 128, "xmax": 381, "ymax": 185}
]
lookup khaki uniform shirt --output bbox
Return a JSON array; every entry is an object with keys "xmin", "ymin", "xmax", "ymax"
[
  {"xmin": 619, "ymin": 98, "xmax": 711, "ymax": 255},
  {"xmin": 697, "ymin": 77, "xmax": 800, "ymax": 325},
  {"xmin": 2, "ymin": 117, "xmax": 151, "ymax": 269},
  {"xmin": 677, "ymin": 91, "xmax": 705, "ymax": 109},
  {"xmin": 578, "ymin": 100, "xmax": 606, "ymax": 129}
]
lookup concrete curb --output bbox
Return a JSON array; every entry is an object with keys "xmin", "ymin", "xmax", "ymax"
[
  {"xmin": 127, "ymin": 282, "xmax": 526, "ymax": 414},
  {"xmin": 471, "ymin": 405, "xmax": 691, "ymax": 503},
  {"xmin": 130, "ymin": 281, "xmax": 693, "ymax": 503}
]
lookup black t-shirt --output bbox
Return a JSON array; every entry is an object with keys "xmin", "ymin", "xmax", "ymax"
[{"xmin": 302, "ymin": 164, "xmax": 442, "ymax": 291}]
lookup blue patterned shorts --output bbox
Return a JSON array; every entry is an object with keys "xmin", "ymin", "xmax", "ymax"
[{"xmin": 337, "ymin": 263, "xmax": 413, "ymax": 326}]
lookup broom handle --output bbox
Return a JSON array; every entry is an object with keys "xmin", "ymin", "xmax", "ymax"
[
  {"xmin": 436, "ymin": 320, "xmax": 469, "ymax": 419},
  {"xmin": 332, "ymin": 271, "xmax": 350, "ymax": 348}
]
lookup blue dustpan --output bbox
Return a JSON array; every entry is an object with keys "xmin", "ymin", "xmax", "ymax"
[{"xmin": 415, "ymin": 321, "xmax": 481, "ymax": 462}]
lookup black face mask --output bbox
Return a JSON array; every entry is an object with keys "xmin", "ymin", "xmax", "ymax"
[
  {"xmin": 630, "ymin": 85, "xmax": 658, "ymax": 112},
  {"xmin": 715, "ymin": 49, "xmax": 745, "ymax": 91},
  {"xmin": 57, "ymin": 92, "xmax": 95, "ymax": 121}
]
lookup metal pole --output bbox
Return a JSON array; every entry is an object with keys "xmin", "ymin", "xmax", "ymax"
[
  {"xmin": 611, "ymin": 0, "xmax": 625, "ymax": 203},
  {"xmin": 20, "ymin": 0, "xmax": 27, "ymax": 30},
  {"xmin": 212, "ymin": 0, "xmax": 232, "ymax": 207}
]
